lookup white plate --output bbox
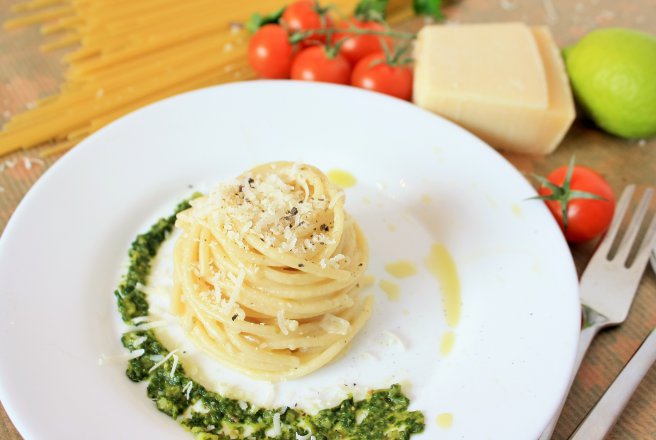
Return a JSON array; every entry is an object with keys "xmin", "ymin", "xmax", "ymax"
[{"xmin": 0, "ymin": 81, "xmax": 580, "ymax": 439}]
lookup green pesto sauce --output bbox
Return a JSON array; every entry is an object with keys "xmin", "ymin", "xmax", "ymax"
[{"xmin": 114, "ymin": 198, "xmax": 425, "ymax": 440}]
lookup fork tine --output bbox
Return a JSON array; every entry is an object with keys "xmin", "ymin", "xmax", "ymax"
[
  {"xmin": 615, "ymin": 188, "xmax": 654, "ymax": 264},
  {"xmin": 596, "ymin": 185, "xmax": 635, "ymax": 256},
  {"xmin": 627, "ymin": 208, "xmax": 656, "ymax": 270}
]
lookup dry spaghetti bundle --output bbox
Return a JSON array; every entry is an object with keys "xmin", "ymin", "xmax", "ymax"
[
  {"xmin": 172, "ymin": 162, "xmax": 372, "ymax": 381},
  {"xmin": 1, "ymin": 0, "xmax": 413, "ymax": 157}
]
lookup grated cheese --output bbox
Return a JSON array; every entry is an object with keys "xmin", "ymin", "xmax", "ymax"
[
  {"xmin": 124, "ymin": 319, "xmax": 170, "ymax": 332},
  {"xmin": 148, "ymin": 349, "xmax": 179, "ymax": 374},
  {"xmin": 170, "ymin": 354, "xmax": 179, "ymax": 378},
  {"xmin": 380, "ymin": 331, "xmax": 406, "ymax": 351},
  {"xmin": 272, "ymin": 412, "xmax": 282, "ymax": 437},
  {"xmin": 132, "ymin": 336, "xmax": 148, "ymax": 347},
  {"xmin": 98, "ymin": 348, "xmax": 144, "ymax": 366},
  {"xmin": 356, "ymin": 409, "xmax": 369, "ymax": 425},
  {"xmin": 186, "ymin": 165, "xmax": 343, "ymax": 256},
  {"xmin": 224, "ymin": 268, "xmax": 245, "ymax": 315},
  {"xmin": 328, "ymin": 254, "xmax": 349, "ymax": 268},
  {"xmin": 131, "ymin": 316, "xmax": 149, "ymax": 324},
  {"xmin": 319, "ymin": 314, "xmax": 351, "ymax": 335},
  {"xmin": 277, "ymin": 310, "xmax": 289, "ymax": 336},
  {"xmin": 182, "ymin": 381, "xmax": 193, "ymax": 400}
]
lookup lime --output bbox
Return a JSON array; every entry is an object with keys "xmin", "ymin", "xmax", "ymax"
[{"xmin": 565, "ymin": 28, "xmax": 656, "ymax": 139}]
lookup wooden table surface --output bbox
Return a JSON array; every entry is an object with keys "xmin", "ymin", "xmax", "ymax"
[{"xmin": 1, "ymin": 0, "xmax": 654, "ymax": 439}]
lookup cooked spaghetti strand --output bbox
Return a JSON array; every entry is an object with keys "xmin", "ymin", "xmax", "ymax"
[{"xmin": 172, "ymin": 162, "xmax": 372, "ymax": 381}]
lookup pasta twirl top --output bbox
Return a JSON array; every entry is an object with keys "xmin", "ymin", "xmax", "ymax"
[{"xmin": 172, "ymin": 162, "xmax": 372, "ymax": 381}]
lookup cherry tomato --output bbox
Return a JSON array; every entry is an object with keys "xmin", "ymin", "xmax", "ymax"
[
  {"xmin": 281, "ymin": 0, "xmax": 332, "ymax": 44},
  {"xmin": 351, "ymin": 52, "xmax": 413, "ymax": 100},
  {"xmin": 291, "ymin": 46, "xmax": 351, "ymax": 84},
  {"xmin": 336, "ymin": 19, "xmax": 391, "ymax": 65},
  {"xmin": 248, "ymin": 24, "xmax": 295, "ymax": 79},
  {"xmin": 538, "ymin": 165, "xmax": 615, "ymax": 243}
]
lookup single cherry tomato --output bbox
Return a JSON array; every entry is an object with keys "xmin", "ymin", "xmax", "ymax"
[
  {"xmin": 336, "ymin": 18, "xmax": 391, "ymax": 65},
  {"xmin": 291, "ymin": 46, "xmax": 351, "ymax": 84},
  {"xmin": 281, "ymin": 0, "xmax": 332, "ymax": 44},
  {"xmin": 248, "ymin": 24, "xmax": 295, "ymax": 79},
  {"xmin": 537, "ymin": 162, "xmax": 615, "ymax": 243},
  {"xmin": 351, "ymin": 52, "xmax": 413, "ymax": 100}
]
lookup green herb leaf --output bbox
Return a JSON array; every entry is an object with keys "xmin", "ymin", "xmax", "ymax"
[
  {"xmin": 412, "ymin": 0, "xmax": 444, "ymax": 20},
  {"xmin": 246, "ymin": 6, "xmax": 285, "ymax": 34},
  {"xmin": 354, "ymin": 0, "xmax": 389, "ymax": 21}
]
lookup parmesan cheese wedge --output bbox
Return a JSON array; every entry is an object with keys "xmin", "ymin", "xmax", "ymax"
[{"xmin": 413, "ymin": 23, "xmax": 575, "ymax": 155}]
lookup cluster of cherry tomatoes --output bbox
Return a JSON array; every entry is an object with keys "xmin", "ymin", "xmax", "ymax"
[{"xmin": 247, "ymin": 0, "xmax": 413, "ymax": 101}]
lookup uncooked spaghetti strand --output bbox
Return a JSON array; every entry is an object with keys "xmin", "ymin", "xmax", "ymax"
[
  {"xmin": 4, "ymin": 6, "xmax": 75, "ymax": 30},
  {"xmin": 11, "ymin": 0, "xmax": 67, "ymax": 13}
]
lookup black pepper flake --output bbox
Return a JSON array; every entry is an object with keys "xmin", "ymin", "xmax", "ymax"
[
  {"xmin": 298, "ymin": 263, "xmax": 304, "ymax": 267},
  {"xmin": 358, "ymin": 263, "xmax": 363, "ymax": 266},
  {"xmin": 290, "ymin": 206, "xmax": 298, "ymax": 216},
  {"xmin": 248, "ymin": 177, "xmax": 254, "ymax": 187},
  {"xmin": 231, "ymin": 314, "xmax": 238, "ymax": 321},
  {"xmin": 320, "ymin": 224, "xmax": 329, "ymax": 232}
]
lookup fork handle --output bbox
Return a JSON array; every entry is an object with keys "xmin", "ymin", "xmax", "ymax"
[
  {"xmin": 569, "ymin": 328, "xmax": 656, "ymax": 440},
  {"xmin": 538, "ymin": 320, "xmax": 604, "ymax": 440}
]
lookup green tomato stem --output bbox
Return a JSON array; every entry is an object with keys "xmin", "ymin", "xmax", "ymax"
[{"xmin": 291, "ymin": 25, "xmax": 416, "ymax": 43}]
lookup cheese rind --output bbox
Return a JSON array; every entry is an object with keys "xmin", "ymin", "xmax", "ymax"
[{"xmin": 413, "ymin": 23, "xmax": 576, "ymax": 155}]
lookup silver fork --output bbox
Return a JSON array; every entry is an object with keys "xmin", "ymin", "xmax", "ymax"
[{"xmin": 539, "ymin": 185, "xmax": 656, "ymax": 440}]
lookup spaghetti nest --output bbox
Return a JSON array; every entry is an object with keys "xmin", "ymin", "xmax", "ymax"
[{"xmin": 172, "ymin": 162, "xmax": 372, "ymax": 381}]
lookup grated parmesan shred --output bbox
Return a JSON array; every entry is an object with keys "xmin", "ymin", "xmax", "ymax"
[
  {"xmin": 224, "ymin": 268, "xmax": 245, "ymax": 315},
  {"xmin": 380, "ymin": 331, "xmax": 406, "ymax": 351},
  {"xmin": 182, "ymin": 381, "xmax": 193, "ymax": 400},
  {"xmin": 319, "ymin": 314, "xmax": 351, "ymax": 335},
  {"xmin": 272, "ymin": 412, "xmax": 282, "ymax": 437},
  {"xmin": 98, "ymin": 349, "xmax": 144, "ymax": 366},
  {"xmin": 170, "ymin": 354, "xmax": 179, "ymax": 378},
  {"xmin": 277, "ymin": 310, "xmax": 289, "ymax": 336},
  {"xmin": 148, "ymin": 349, "xmax": 179, "ymax": 373},
  {"xmin": 187, "ymin": 165, "xmax": 342, "ymax": 256},
  {"xmin": 132, "ymin": 336, "xmax": 148, "ymax": 347},
  {"xmin": 124, "ymin": 319, "xmax": 170, "ymax": 332}
]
